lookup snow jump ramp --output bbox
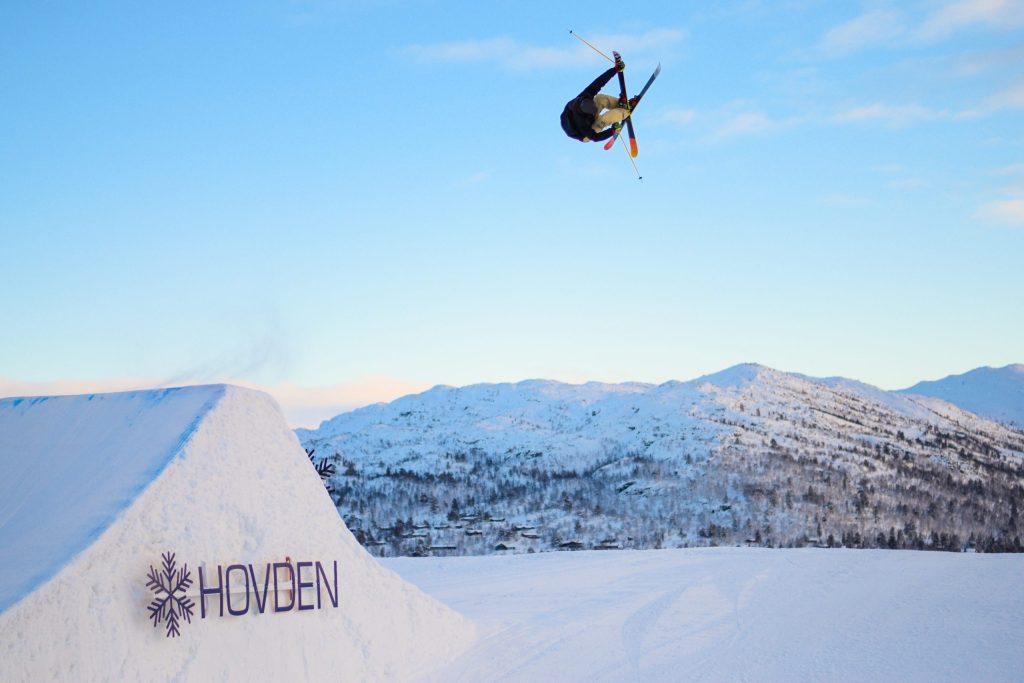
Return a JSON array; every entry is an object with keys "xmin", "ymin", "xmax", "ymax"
[{"xmin": 0, "ymin": 385, "xmax": 473, "ymax": 681}]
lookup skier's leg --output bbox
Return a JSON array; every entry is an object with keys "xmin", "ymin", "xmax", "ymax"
[
  {"xmin": 592, "ymin": 106, "xmax": 631, "ymax": 132},
  {"xmin": 593, "ymin": 93, "xmax": 619, "ymax": 112}
]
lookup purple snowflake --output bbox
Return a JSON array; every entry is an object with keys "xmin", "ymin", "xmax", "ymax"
[{"xmin": 146, "ymin": 552, "xmax": 195, "ymax": 638}]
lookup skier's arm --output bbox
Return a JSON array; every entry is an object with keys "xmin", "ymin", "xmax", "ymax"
[
  {"xmin": 579, "ymin": 67, "xmax": 618, "ymax": 99},
  {"xmin": 588, "ymin": 127, "xmax": 616, "ymax": 142}
]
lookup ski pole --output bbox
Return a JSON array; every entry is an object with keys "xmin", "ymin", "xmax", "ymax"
[
  {"xmin": 569, "ymin": 30, "xmax": 614, "ymax": 63},
  {"xmin": 620, "ymin": 133, "xmax": 642, "ymax": 180}
]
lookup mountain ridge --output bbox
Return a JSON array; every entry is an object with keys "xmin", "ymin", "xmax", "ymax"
[
  {"xmin": 901, "ymin": 364, "xmax": 1024, "ymax": 428},
  {"xmin": 300, "ymin": 363, "xmax": 1024, "ymax": 556}
]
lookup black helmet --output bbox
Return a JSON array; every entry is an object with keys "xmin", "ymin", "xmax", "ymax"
[{"xmin": 578, "ymin": 97, "xmax": 597, "ymax": 116}]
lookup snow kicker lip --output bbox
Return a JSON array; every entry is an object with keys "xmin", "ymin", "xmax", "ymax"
[{"xmin": 0, "ymin": 385, "xmax": 227, "ymax": 616}]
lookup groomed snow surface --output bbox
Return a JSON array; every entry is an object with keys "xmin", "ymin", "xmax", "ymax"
[{"xmin": 388, "ymin": 547, "xmax": 1024, "ymax": 683}]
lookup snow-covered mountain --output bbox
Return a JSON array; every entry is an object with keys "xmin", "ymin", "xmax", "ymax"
[
  {"xmin": 298, "ymin": 364, "xmax": 1024, "ymax": 557},
  {"xmin": 901, "ymin": 364, "xmax": 1024, "ymax": 429}
]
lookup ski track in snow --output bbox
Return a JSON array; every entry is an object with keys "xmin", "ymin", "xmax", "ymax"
[{"xmin": 386, "ymin": 547, "xmax": 1024, "ymax": 683}]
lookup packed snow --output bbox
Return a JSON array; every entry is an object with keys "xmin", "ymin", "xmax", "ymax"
[
  {"xmin": 0, "ymin": 387, "xmax": 227, "ymax": 613},
  {"xmin": 387, "ymin": 547, "xmax": 1024, "ymax": 682},
  {"xmin": 0, "ymin": 385, "xmax": 473, "ymax": 682}
]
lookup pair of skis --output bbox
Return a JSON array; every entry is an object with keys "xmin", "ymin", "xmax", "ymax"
[{"xmin": 603, "ymin": 54, "xmax": 662, "ymax": 156}]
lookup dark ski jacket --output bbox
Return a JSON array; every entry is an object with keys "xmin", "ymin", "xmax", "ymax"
[{"xmin": 560, "ymin": 66, "xmax": 618, "ymax": 142}]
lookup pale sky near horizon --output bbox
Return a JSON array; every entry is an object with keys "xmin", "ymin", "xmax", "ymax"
[{"xmin": 2, "ymin": 1, "xmax": 1023, "ymax": 426}]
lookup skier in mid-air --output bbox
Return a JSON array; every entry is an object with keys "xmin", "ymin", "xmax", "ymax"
[{"xmin": 560, "ymin": 55, "xmax": 637, "ymax": 143}]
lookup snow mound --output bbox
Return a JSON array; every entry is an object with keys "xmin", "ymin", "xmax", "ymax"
[{"xmin": 0, "ymin": 385, "xmax": 473, "ymax": 682}]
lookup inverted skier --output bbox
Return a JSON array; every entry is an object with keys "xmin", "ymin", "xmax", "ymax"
[{"xmin": 560, "ymin": 55, "xmax": 638, "ymax": 143}]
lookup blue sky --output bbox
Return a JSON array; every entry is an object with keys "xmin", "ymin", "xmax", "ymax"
[{"xmin": 2, "ymin": 1, "xmax": 1022, "ymax": 425}]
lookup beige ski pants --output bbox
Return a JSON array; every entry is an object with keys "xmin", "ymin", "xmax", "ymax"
[{"xmin": 591, "ymin": 93, "xmax": 631, "ymax": 133}]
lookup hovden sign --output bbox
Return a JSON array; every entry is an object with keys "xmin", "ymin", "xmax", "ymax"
[{"xmin": 145, "ymin": 552, "xmax": 339, "ymax": 638}]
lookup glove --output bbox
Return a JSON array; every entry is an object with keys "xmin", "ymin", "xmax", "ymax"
[{"xmin": 614, "ymin": 57, "xmax": 625, "ymax": 72}]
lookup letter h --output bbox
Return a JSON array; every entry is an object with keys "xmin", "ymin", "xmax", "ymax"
[{"xmin": 198, "ymin": 565, "xmax": 224, "ymax": 618}]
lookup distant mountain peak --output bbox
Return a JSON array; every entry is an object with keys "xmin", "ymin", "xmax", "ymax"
[
  {"xmin": 900, "ymin": 364, "xmax": 1024, "ymax": 428},
  {"xmin": 692, "ymin": 362, "xmax": 770, "ymax": 388}
]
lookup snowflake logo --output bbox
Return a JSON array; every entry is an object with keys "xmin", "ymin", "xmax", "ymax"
[{"xmin": 146, "ymin": 552, "xmax": 195, "ymax": 638}]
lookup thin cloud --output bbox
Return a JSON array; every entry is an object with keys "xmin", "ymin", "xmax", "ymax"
[
  {"xmin": 991, "ymin": 163, "xmax": 1024, "ymax": 175},
  {"xmin": 985, "ymin": 81, "xmax": 1024, "ymax": 110},
  {"xmin": 403, "ymin": 37, "xmax": 579, "ymax": 69},
  {"xmin": 871, "ymin": 164, "xmax": 929, "ymax": 190},
  {"xmin": 819, "ymin": 9, "xmax": 906, "ymax": 56},
  {"xmin": 456, "ymin": 171, "xmax": 491, "ymax": 187},
  {"xmin": 914, "ymin": 0, "xmax": 1024, "ymax": 42},
  {"xmin": 976, "ymin": 198, "xmax": 1024, "ymax": 226},
  {"xmin": 703, "ymin": 108, "xmax": 807, "ymax": 142},
  {"xmin": 584, "ymin": 28, "xmax": 685, "ymax": 54},
  {"xmin": 819, "ymin": 1, "xmax": 1024, "ymax": 56},
  {"xmin": 951, "ymin": 44, "xmax": 1024, "ymax": 77},
  {"xmin": 833, "ymin": 103, "xmax": 948, "ymax": 126},
  {"xmin": 978, "ymin": 162, "xmax": 1024, "ymax": 228},
  {"xmin": 651, "ymin": 108, "xmax": 697, "ymax": 127},
  {"xmin": 402, "ymin": 29, "xmax": 683, "ymax": 70},
  {"xmin": 710, "ymin": 112, "xmax": 779, "ymax": 141},
  {"xmin": 955, "ymin": 81, "xmax": 1024, "ymax": 119}
]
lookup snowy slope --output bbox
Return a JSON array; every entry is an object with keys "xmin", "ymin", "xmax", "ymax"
[
  {"xmin": 0, "ymin": 386, "xmax": 226, "ymax": 614},
  {"xmin": 901, "ymin": 364, "xmax": 1024, "ymax": 428},
  {"xmin": 387, "ymin": 547, "xmax": 1024, "ymax": 683},
  {"xmin": 304, "ymin": 364, "xmax": 1018, "ymax": 476},
  {"xmin": 301, "ymin": 378, "xmax": 668, "ymax": 473},
  {"xmin": 300, "ymin": 364, "xmax": 1024, "ymax": 556},
  {"xmin": 0, "ymin": 385, "xmax": 473, "ymax": 682}
]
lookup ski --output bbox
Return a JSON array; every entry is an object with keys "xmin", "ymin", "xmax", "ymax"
[
  {"xmin": 603, "ymin": 62, "xmax": 662, "ymax": 155},
  {"xmin": 602, "ymin": 122, "xmax": 623, "ymax": 151},
  {"xmin": 633, "ymin": 62, "xmax": 662, "ymax": 107},
  {"xmin": 612, "ymin": 51, "xmax": 636, "ymax": 154}
]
